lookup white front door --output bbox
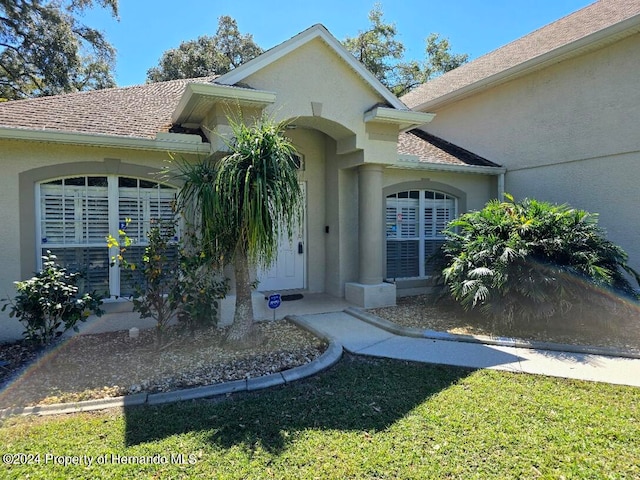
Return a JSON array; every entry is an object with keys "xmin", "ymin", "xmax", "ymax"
[{"xmin": 257, "ymin": 182, "xmax": 305, "ymax": 291}]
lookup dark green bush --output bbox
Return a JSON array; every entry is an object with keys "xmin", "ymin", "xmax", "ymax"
[
  {"xmin": 1, "ymin": 252, "xmax": 104, "ymax": 345},
  {"xmin": 439, "ymin": 195, "xmax": 639, "ymax": 324}
]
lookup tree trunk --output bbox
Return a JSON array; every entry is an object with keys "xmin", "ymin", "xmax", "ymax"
[{"xmin": 226, "ymin": 248, "xmax": 258, "ymax": 347}]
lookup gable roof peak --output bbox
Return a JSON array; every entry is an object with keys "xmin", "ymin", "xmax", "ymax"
[{"xmin": 216, "ymin": 23, "xmax": 408, "ymax": 110}]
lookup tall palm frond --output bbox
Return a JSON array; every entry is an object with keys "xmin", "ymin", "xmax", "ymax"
[
  {"xmin": 212, "ymin": 115, "xmax": 302, "ymax": 268},
  {"xmin": 172, "ymin": 114, "xmax": 303, "ymax": 344}
]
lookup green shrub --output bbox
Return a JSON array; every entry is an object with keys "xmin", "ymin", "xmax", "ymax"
[
  {"xmin": 175, "ymin": 229, "xmax": 229, "ymax": 333},
  {"xmin": 123, "ymin": 219, "xmax": 182, "ymax": 343},
  {"xmin": 109, "ymin": 218, "xmax": 228, "ymax": 343},
  {"xmin": 439, "ymin": 195, "xmax": 640, "ymax": 324},
  {"xmin": 1, "ymin": 252, "xmax": 104, "ymax": 345}
]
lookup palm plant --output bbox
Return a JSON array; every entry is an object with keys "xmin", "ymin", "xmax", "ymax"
[
  {"xmin": 440, "ymin": 194, "xmax": 640, "ymax": 325},
  {"xmin": 176, "ymin": 115, "xmax": 302, "ymax": 345}
]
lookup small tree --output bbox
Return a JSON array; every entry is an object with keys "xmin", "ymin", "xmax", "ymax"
[
  {"xmin": 121, "ymin": 219, "xmax": 182, "ymax": 344},
  {"xmin": 174, "ymin": 226, "xmax": 230, "ymax": 333},
  {"xmin": 440, "ymin": 195, "xmax": 640, "ymax": 325},
  {"xmin": 109, "ymin": 218, "xmax": 228, "ymax": 344},
  {"xmin": 2, "ymin": 252, "xmax": 104, "ymax": 345},
  {"xmin": 176, "ymin": 115, "xmax": 303, "ymax": 346}
]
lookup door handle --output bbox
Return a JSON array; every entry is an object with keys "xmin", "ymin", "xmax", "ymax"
[{"xmin": 298, "ymin": 242, "xmax": 304, "ymax": 254}]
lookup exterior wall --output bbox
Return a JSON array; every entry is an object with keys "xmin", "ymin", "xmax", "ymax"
[
  {"xmin": 324, "ymin": 139, "xmax": 359, "ymax": 298},
  {"xmin": 0, "ymin": 140, "xmax": 183, "ymax": 341},
  {"xmin": 241, "ymin": 37, "xmax": 384, "ymax": 156},
  {"xmin": 506, "ymin": 151, "xmax": 640, "ymax": 271},
  {"xmin": 383, "ymin": 169, "xmax": 496, "ymax": 213},
  {"xmin": 421, "ymin": 33, "xmax": 640, "ymax": 273}
]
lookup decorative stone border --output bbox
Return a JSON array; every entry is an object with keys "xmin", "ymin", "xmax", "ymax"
[{"xmin": 0, "ymin": 323, "xmax": 343, "ymax": 418}]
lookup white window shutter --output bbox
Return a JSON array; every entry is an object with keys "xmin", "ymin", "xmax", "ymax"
[
  {"xmin": 386, "ymin": 190, "xmax": 457, "ymax": 279},
  {"xmin": 39, "ymin": 176, "xmax": 178, "ymax": 298}
]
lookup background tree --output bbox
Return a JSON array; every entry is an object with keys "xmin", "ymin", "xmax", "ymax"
[
  {"xmin": 146, "ymin": 16, "xmax": 263, "ymax": 82},
  {"xmin": 176, "ymin": 115, "xmax": 302, "ymax": 346},
  {"xmin": 342, "ymin": 4, "xmax": 468, "ymax": 96},
  {"xmin": 342, "ymin": 4, "xmax": 404, "ymax": 92},
  {"xmin": 394, "ymin": 33, "xmax": 469, "ymax": 95},
  {"xmin": 0, "ymin": 0, "xmax": 118, "ymax": 100}
]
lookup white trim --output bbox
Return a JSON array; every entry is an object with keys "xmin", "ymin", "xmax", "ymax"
[
  {"xmin": 392, "ymin": 155, "xmax": 506, "ymax": 175},
  {"xmin": 171, "ymin": 83, "xmax": 277, "ymax": 125},
  {"xmin": 35, "ymin": 183, "xmax": 43, "ymax": 270},
  {"xmin": 364, "ymin": 107, "xmax": 435, "ymax": 131},
  {"xmin": 186, "ymin": 82, "xmax": 276, "ymax": 105},
  {"xmin": 386, "ymin": 189, "xmax": 457, "ymax": 279},
  {"xmin": 0, "ymin": 127, "xmax": 211, "ymax": 154},
  {"xmin": 108, "ymin": 176, "xmax": 120, "ymax": 296},
  {"xmin": 216, "ymin": 24, "xmax": 409, "ymax": 111}
]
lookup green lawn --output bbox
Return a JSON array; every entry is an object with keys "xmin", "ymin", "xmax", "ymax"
[{"xmin": 2, "ymin": 355, "xmax": 639, "ymax": 479}]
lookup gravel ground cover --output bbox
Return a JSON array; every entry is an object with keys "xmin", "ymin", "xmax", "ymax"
[
  {"xmin": 369, "ymin": 294, "xmax": 640, "ymax": 353},
  {"xmin": 0, "ymin": 320, "xmax": 326, "ymax": 409},
  {"xmin": 3, "ymin": 294, "xmax": 639, "ymax": 411}
]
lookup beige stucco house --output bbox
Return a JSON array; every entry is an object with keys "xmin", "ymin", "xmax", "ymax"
[
  {"xmin": 0, "ymin": 0, "xmax": 637, "ymax": 341},
  {"xmin": 0, "ymin": 24, "xmax": 502, "ymax": 340}
]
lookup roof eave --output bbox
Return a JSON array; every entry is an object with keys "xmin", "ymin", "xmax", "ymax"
[
  {"xmin": 172, "ymin": 83, "xmax": 277, "ymax": 126},
  {"xmin": 393, "ymin": 154, "xmax": 506, "ymax": 175},
  {"xmin": 0, "ymin": 127, "xmax": 211, "ymax": 154},
  {"xmin": 413, "ymin": 13, "xmax": 640, "ymax": 112},
  {"xmin": 364, "ymin": 107, "xmax": 435, "ymax": 132}
]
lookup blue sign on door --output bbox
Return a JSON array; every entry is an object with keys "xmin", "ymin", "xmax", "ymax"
[{"xmin": 268, "ymin": 293, "xmax": 281, "ymax": 310}]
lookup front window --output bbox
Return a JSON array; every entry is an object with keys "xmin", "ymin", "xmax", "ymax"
[
  {"xmin": 37, "ymin": 175, "xmax": 178, "ymax": 297},
  {"xmin": 386, "ymin": 190, "xmax": 456, "ymax": 279}
]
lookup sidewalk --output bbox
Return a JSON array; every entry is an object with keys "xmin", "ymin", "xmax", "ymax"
[{"xmin": 291, "ymin": 311, "xmax": 640, "ymax": 388}]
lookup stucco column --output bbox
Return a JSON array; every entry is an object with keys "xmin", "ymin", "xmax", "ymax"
[{"xmin": 358, "ymin": 163, "xmax": 385, "ymax": 285}]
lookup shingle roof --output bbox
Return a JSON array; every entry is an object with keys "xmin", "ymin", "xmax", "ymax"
[
  {"xmin": 398, "ymin": 129, "xmax": 500, "ymax": 168},
  {"xmin": 0, "ymin": 77, "xmax": 216, "ymax": 139},
  {"xmin": 0, "ymin": 76, "xmax": 498, "ymax": 168},
  {"xmin": 402, "ymin": 0, "xmax": 640, "ymax": 109}
]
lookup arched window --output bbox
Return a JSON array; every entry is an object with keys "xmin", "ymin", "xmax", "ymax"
[
  {"xmin": 37, "ymin": 175, "xmax": 178, "ymax": 297},
  {"xmin": 386, "ymin": 190, "xmax": 457, "ymax": 279}
]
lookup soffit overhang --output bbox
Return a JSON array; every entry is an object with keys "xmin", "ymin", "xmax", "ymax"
[
  {"xmin": 171, "ymin": 83, "xmax": 277, "ymax": 127},
  {"xmin": 364, "ymin": 107, "xmax": 436, "ymax": 132}
]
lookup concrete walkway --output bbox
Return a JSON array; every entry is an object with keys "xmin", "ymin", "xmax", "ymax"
[{"xmin": 291, "ymin": 311, "xmax": 640, "ymax": 388}]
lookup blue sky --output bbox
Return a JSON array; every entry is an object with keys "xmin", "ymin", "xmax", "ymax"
[{"xmin": 83, "ymin": 0, "xmax": 594, "ymax": 87}]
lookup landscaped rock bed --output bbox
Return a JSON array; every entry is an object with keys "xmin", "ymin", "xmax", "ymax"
[
  {"xmin": 370, "ymin": 295, "xmax": 640, "ymax": 353},
  {"xmin": 0, "ymin": 320, "xmax": 327, "ymax": 409}
]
